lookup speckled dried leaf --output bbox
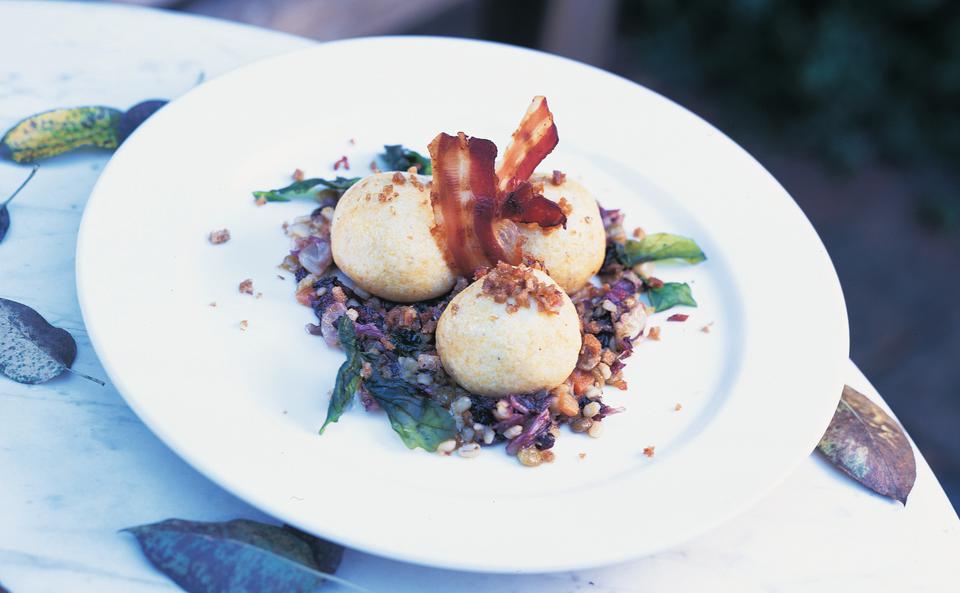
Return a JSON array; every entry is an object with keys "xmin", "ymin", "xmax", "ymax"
[
  {"xmin": 818, "ymin": 385, "xmax": 916, "ymax": 504},
  {"xmin": 0, "ymin": 297, "xmax": 77, "ymax": 384}
]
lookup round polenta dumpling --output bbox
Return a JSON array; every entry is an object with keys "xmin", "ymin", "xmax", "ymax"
[
  {"xmin": 331, "ymin": 172, "xmax": 456, "ymax": 302},
  {"xmin": 436, "ymin": 265, "xmax": 581, "ymax": 397},
  {"xmin": 519, "ymin": 173, "xmax": 606, "ymax": 293}
]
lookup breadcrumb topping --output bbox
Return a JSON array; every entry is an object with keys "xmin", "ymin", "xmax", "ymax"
[
  {"xmin": 377, "ymin": 184, "xmax": 399, "ymax": 202},
  {"xmin": 408, "ymin": 174, "xmax": 426, "ymax": 192},
  {"xmin": 479, "ymin": 262, "xmax": 565, "ymax": 314},
  {"xmin": 208, "ymin": 229, "xmax": 231, "ymax": 244},
  {"xmin": 238, "ymin": 279, "xmax": 254, "ymax": 295}
]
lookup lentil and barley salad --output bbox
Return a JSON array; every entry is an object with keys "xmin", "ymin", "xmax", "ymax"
[
  {"xmin": 258, "ymin": 98, "xmax": 705, "ymax": 466},
  {"xmin": 275, "ymin": 180, "xmax": 704, "ymax": 466}
]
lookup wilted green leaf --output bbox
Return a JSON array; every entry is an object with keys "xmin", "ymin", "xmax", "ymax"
[
  {"xmin": 252, "ymin": 177, "xmax": 359, "ymax": 203},
  {"xmin": 319, "ymin": 316, "xmax": 362, "ymax": 434},
  {"xmin": 617, "ymin": 233, "xmax": 706, "ymax": 266},
  {"xmin": 365, "ymin": 371, "xmax": 457, "ymax": 451},
  {"xmin": 378, "ymin": 145, "xmax": 431, "ymax": 175},
  {"xmin": 647, "ymin": 282, "xmax": 697, "ymax": 312}
]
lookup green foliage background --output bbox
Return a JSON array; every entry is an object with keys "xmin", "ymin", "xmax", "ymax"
[{"xmin": 618, "ymin": 1, "xmax": 959, "ymax": 174}]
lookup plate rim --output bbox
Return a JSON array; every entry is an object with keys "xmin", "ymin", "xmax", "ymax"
[{"xmin": 77, "ymin": 35, "xmax": 849, "ymax": 573}]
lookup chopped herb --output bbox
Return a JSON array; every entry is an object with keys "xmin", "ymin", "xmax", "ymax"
[
  {"xmin": 319, "ymin": 316, "xmax": 362, "ymax": 434},
  {"xmin": 364, "ymin": 371, "xmax": 456, "ymax": 452},
  {"xmin": 253, "ymin": 177, "xmax": 359, "ymax": 203},
  {"xmin": 616, "ymin": 233, "xmax": 706, "ymax": 266},
  {"xmin": 647, "ymin": 282, "xmax": 697, "ymax": 312},
  {"xmin": 378, "ymin": 145, "xmax": 431, "ymax": 175}
]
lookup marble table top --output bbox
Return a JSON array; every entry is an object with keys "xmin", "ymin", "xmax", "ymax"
[{"xmin": 1, "ymin": 2, "xmax": 958, "ymax": 592}]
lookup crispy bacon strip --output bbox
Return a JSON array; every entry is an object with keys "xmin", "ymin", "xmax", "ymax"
[
  {"xmin": 501, "ymin": 181, "xmax": 567, "ymax": 228},
  {"xmin": 430, "ymin": 95, "xmax": 567, "ymax": 274},
  {"xmin": 429, "ymin": 132, "xmax": 520, "ymax": 275},
  {"xmin": 496, "ymin": 96, "xmax": 559, "ymax": 193}
]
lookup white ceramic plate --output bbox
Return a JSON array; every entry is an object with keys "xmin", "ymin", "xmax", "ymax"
[{"xmin": 77, "ymin": 37, "xmax": 848, "ymax": 573}]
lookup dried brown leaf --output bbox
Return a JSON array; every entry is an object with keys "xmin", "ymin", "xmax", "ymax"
[{"xmin": 818, "ymin": 385, "xmax": 916, "ymax": 504}]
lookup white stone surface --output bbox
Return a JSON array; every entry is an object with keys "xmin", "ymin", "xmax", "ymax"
[{"xmin": 0, "ymin": 2, "xmax": 957, "ymax": 592}]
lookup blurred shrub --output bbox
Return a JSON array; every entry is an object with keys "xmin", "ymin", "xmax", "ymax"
[{"xmin": 618, "ymin": 0, "xmax": 960, "ymax": 174}]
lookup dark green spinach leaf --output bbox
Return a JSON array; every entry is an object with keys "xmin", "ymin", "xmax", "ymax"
[
  {"xmin": 617, "ymin": 233, "xmax": 706, "ymax": 266},
  {"xmin": 378, "ymin": 145, "xmax": 431, "ymax": 175},
  {"xmin": 319, "ymin": 316, "xmax": 363, "ymax": 434},
  {"xmin": 253, "ymin": 177, "xmax": 359, "ymax": 203},
  {"xmin": 390, "ymin": 327, "xmax": 427, "ymax": 357},
  {"xmin": 647, "ymin": 282, "xmax": 697, "ymax": 312},
  {"xmin": 364, "ymin": 371, "xmax": 456, "ymax": 452}
]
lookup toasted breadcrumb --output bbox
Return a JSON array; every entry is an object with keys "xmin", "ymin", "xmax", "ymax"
[
  {"xmin": 632, "ymin": 227, "xmax": 646, "ymax": 239},
  {"xmin": 648, "ymin": 326, "xmax": 661, "ymax": 341},
  {"xmin": 643, "ymin": 446, "xmax": 656, "ymax": 458},
  {"xmin": 377, "ymin": 184, "xmax": 399, "ymax": 202},
  {"xmin": 239, "ymin": 279, "xmax": 254, "ymax": 295},
  {"xmin": 557, "ymin": 196, "xmax": 573, "ymax": 216},
  {"xmin": 408, "ymin": 174, "xmax": 425, "ymax": 191},
  {"xmin": 208, "ymin": 229, "xmax": 231, "ymax": 244},
  {"xmin": 551, "ymin": 169, "xmax": 566, "ymax": 185},
  {"xmin": 239, "ymin": 320, "xmax": 249, "ymax": 331},
  {"xmin": 674, "ymin": 403, "xmax": 683, "ymax": 411},
  {"xmin": 479, "ymin": 262, "xmax": 565, "ymax": 314},
  {"xmin": 579, "ymin": 452, "xmax": 587, "ymax": 459}
]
